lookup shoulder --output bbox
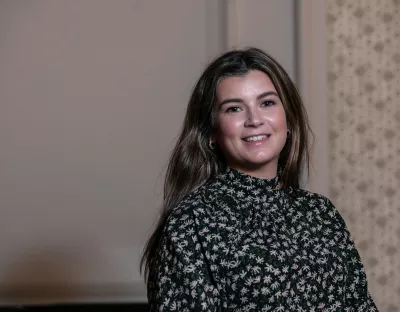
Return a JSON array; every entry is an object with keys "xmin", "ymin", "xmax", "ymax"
[
  {"xmin": 287, "ymin": 187, "xmax": 346, "ymax": 224},
  {"xmin": 163, "ymin": 177, "xmax": 229, "ymax": 240},
  {"xmin": 164, "ymin": 183, "xmax": 212, "ymax": 235},
  {"xmin": 287, "ymin": 187, "xmax": 332, "ymax": 205}
]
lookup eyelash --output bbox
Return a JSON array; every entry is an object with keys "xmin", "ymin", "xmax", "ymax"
[
  {"xmin": 225, "ymin": 106, "xmax": 241, "ymax": 113},
  {"xmin": 225, "ymin": 100, "xmax": 276, "ymax": 113},
  {"xmin": 261, "ymin": 100, "xmax": 275, "ymax": 107}
]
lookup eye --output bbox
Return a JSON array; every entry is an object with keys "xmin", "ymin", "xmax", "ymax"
[
  {"xmin": 225, "ymin": 106, "xmax": 242, "ymax": 113},
  {"xmin": 261, "ymin": 100, "xmax": 275, "ymax": 107}
]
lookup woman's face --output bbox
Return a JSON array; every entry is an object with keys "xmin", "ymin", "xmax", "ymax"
[{"xmin": 212, "ymin": 70, "xmax": 288, "ymax": 179}]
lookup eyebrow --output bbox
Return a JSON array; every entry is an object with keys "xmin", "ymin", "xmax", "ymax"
[{"xmin": 218, "ymin": 91, "xmax": 280, "ymax": 108}]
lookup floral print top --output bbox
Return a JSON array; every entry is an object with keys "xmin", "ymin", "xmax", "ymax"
[{"xmin": 148, "ymin": 167, "xmax": 378, "ymax": 311}]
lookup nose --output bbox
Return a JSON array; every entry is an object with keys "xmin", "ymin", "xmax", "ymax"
[{"xmin": 244, "ymin": 107, "xmax": 264, "ymax": 127}]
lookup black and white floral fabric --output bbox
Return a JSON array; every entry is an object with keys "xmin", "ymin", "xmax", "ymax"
[{"xmin": 148, "ymin": 167, "xmax": 378, "ymax": 311}]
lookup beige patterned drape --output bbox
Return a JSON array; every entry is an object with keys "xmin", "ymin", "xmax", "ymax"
[{"xmin": 327, "ymin": 0, "xmax": 400, "ymax": 310}]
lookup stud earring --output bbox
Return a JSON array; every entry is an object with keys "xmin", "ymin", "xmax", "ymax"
[{"xmin": 287, "ymin": 129, "xmax": 291, "ymax": 138}]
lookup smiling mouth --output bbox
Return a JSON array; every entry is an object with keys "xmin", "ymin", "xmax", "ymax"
[{"xmin": 243, "ymin": 134, "xmax": 270, "ymax": 142}]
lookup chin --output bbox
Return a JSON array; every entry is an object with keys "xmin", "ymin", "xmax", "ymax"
[
  {"xmin": 246, "ymin": 153, "xmax": 279, "ymax": 165},
  {"xmin": 241, "ymin": 157, "xmax": 279, "ymax": 170}
]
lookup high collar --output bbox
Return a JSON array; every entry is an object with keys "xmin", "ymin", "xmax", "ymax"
[{"xmin": 216, "ymin": 166, "xmax": 281, "ymax": 191}]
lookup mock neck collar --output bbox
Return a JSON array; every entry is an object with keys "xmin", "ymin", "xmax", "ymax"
[{"xmin": 217, "ymin": 166, "xmax": 282, "ymax": 191}]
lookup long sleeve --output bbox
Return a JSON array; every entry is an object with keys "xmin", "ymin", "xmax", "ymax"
[
  {"xmin": 327, "ymin": 199, "xmax": 379, "ymax": 311},
  {"xmin": 148, "ymin": 207, "xmax": 221, "ymax": 312}
]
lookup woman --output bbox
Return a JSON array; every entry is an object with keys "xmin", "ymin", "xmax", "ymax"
[{"xmin": 141, "ymin": 47, "xmax": 378, "ymax": 311}]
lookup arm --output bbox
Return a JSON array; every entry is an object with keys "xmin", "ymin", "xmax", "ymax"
[
  {"xmin": 327, "ymin": 199, "xmax": 379, "ymax": 311},
  {"xmin": 148, "ymin": 209, "xmax": 220, "ymax": 312},
  {"xmin": 342, "ymin": 231, "xmax": 378, "ymax": 311}
]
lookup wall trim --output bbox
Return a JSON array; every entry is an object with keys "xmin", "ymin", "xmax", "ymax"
[{"xmin": 0, "ymin": 282, "xmax": 147, "ymax": 305}]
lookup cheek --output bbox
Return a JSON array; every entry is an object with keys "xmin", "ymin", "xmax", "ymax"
[
  {"xmin": 216, "ymin": 118, "xmax": 242, "ymax": 140},
  {"xmin": 269, "ymin": 108, "xmax": 287, "ymax": 131}
]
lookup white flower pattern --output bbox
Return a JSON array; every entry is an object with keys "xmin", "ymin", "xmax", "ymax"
[{"xmin": 148, "ymin": 167, "xmax": 378, "ymax": 312}]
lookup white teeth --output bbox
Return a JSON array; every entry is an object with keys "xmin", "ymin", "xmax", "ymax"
[{"xmin": 244, "ymin": 135, "xmax": 268, "ymax": 142}]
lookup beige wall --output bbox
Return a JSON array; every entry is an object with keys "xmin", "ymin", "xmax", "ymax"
[
  {"xmin": 0, "ymin": 0, "xmax": 296, "ymax": 304},
  {"xmin": 327, "ymin": 0, "xmax": 399, "ymax": 310},
  {"xmin": 232, "ymin": 0, "xmax": 296, "ymax": 79},
  {"xmin": 296, "ymin": 0, "xmax": 330, "ymax": 197}
]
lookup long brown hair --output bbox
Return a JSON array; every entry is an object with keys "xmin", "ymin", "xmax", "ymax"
[{"xmin": 140, "ymin": 47, "xmax": 313, "ymax": 285}]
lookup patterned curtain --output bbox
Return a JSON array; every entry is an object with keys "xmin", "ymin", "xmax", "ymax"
[{"xmin": 327, "ymin": 0, "xmax": 400, "ymax": 310}]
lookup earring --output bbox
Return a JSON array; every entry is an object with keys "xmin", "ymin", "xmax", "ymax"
[
  {"xmin": 287, "ymin": 129, "xmax": 291, "ymax": 138},
  {"xmin": 209, "ymin": 141, "xmax": 216, "ymax": 150}
]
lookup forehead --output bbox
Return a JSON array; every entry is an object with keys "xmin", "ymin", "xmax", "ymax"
[{"xmin": 216, "ymin": 70, "xmax": 277, "ymax": 98}]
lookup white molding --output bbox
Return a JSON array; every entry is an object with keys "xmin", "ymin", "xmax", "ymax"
[{"xmin": 296, "ymin": 0, "xmax": 330, "ymax": 197}]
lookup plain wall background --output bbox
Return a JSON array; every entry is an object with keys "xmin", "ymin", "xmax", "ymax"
[{"xmin": 0, "ymin": 0, "xmax": 296, "ymax": 304}]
